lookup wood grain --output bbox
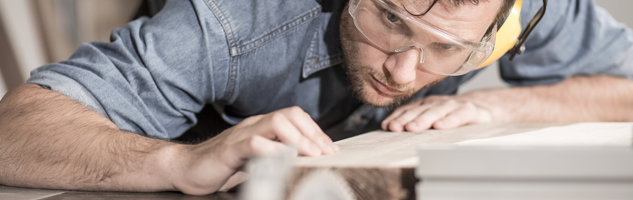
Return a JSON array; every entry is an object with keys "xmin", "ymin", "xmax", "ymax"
[
  {"xmin": 290, "ymin": 123, "xmax": 567, "ymax": 200},
  {"xmin": 286, "ymin": 167, "xmax": 414, "ymax": 200}
]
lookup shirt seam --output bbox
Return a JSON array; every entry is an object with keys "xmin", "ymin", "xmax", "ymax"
[
  {"xmin": 203, "ymin": 0, "xmax": 238, "ymax": 101},
  {"xmin": 234, "ymin": 7, "xmax": 321, "ymax": 55},
  {"xmin": 310, "ymin": 54, "xmax": 344, "ymax": 73}
]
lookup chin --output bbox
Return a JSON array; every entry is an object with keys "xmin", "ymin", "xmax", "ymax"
[
  {"xmin": 363, "ymin": 94, "xmax": 397, "ymax": 108},
  {"xmin": 357, "ymin": 80, "xmax": 407, "ymax": 108}
]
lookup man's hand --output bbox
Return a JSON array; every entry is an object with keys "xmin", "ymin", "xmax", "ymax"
[
  {"xmin": 0, "ymin": 85, "xmax": 336, "ymax": 196},
  {"xmin": 169, "ymin": 106, "xmax": 338, "ymax": 195},
  {"xmin": 381, "ymin": 95, "xmax": 493, "ymax": 132},
  {"xmin": 382, "ymin": 76, "xmax": 633, "ymax": 132}
]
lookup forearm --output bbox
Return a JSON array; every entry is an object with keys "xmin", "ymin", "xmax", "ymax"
[
  {"xmin": 0, "ymin": 84, "xmax": 337, "ymax": 195},
  {"xmin": 465, "ymin": 75, "xmax": 633, "ymax": 123},
  {"xmin": 0, "ymin": 84, "xmax": 181, "ymax": 192}
]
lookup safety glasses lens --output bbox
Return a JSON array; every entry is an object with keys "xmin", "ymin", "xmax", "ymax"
[{"xmin": 351, "ymin": 0, "xmax": 495, "ymax": 75}]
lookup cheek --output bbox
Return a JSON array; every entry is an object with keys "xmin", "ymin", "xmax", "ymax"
[
  {"xmin": 356, "ymin": 43, "xmax": 388, "ymax": 67},
  {"xmin": 342, "ymin": 26, "xmax": 388, "ymax": 68},
  {"xmin": 413, "ymin": 70, "xmax": 445, "ymax": 89}
]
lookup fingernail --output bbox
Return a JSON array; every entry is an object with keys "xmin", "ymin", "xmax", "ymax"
[
  {"xmin": 409, "ymin": 122, "xmax": 418, "ymax": 128},
  {"xmin": 405, "ymin": 122, "xmax": 418, "ymax": 132},
  {"xmin": 318, "ymin": 140, "xmax": 331, "ymax": 151},
  {"xmin": 330, "ymin": 143, "xmax": 339, "ymax": 152},
  {"xmin": 390, "ymin": 121, "xmax": 399, "ymax": 130},
  {"xmin": 309, "ymin": 143, "xmax": 321, "ymax": 154},
  {"xmin": 317, "ymin": 143, "xmax": 331, "ymax": 154}
]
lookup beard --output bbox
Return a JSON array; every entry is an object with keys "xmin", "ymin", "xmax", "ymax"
[
  {"xmin": 339, "ymin": 9, "xmax": 444, "ymax": 108},
  {"xmin": 342, "ymin": 60, "xmax": 413, "ymax": 108},
  {"xmin": 340, "ymin": 38, "xmax": 444, "ymax": 108}
]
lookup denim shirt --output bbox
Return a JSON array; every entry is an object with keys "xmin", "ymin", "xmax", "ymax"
[{"xmin": 27, "ymin": 0, "xmax": 633, "ymax": 140}]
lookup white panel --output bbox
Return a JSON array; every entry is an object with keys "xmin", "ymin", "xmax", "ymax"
[{"xmin": 418, "ymin": 180, "xmax": 633, "ymax": 200}]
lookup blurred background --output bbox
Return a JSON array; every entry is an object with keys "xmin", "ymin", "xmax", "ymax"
[
  {"xmin": 0, "ymin": 0, "xmax": 142, "ymax": 98},
  {"xmin": 0, "ymin": 0, "xmax": 631, "ymax": 99}
]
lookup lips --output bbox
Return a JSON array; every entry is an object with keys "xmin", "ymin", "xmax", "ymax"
[{"xmin": 370, "ymin": 75, "xmax": 404, "ymax": 95}]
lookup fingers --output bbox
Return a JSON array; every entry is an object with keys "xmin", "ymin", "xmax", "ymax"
[
  {"xmin": 234, "ymin": 135, "xmax": 291, "ymax": 158},
  {"xmin": 276, "ymin": 107, "xmax": 338, "ymax": 154},
  {"xmin": 246, "ymin": 114, "xmax": 320, "ymax": 156},
  {"xmin": 403, "ymin": 100, "xmax": 461, "ymax": 132},
  {"xmin": 381, "ymin": 98, "xmax": 425, "ymax": 130},
  {"xmin": 433, "ymin": 102, "xmax": 492, "ymax": 129},
  {"xmin": 236, "ymin": 106, "xmax": 337, "ymax": 157},
  {"xmin": 387, "ymin": 106, "xmax": 430, "ymax": 132},
  {"xmin": 382, "ymin": 97, "xmax": 492, "ymax": 132},
  {"xmin": 181, "ymin": 107, "xmax": 337, "ymax": 195},
  {"xmin": 383, "ymin": 97, "xmax": 458, "ymax": 132},
  {"xmin": 432, "ymin": 102, "xmax": 478, "ymax": 129}
]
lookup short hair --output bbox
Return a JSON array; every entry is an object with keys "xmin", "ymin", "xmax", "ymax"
[{"xmin": 448, "ymin": 0, "xmax": 516, "ymax": 23}]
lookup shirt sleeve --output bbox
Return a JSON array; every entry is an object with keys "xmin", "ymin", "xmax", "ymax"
[
  {"xmin": 26, "ymin": 0, "xmax": 231, "ymax": 139},
  {"xmin": 499, "ymin": 0, "xmax": 633, "ymax": 86}
]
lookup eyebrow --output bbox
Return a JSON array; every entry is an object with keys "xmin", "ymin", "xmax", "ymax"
[
  {"xmin": 394, "ymin": 0, "xmax": 488, "ymax": 42},
  {"xmin": 403, "ymin": 0, "xmax": 439, "ymax": 16}
]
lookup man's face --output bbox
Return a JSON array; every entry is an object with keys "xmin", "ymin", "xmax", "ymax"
[{"xmin": 340, "ymin": 0, "xmax": 502, "ymax": 108}]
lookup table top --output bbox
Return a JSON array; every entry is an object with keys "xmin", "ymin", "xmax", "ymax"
[
  {"xmin": 3, "ymin": 123, "xmax": 630, "ymax": 200},
  {"xmin": 0, "ymin": 185, "xmax": 237, "ymax": 200},
  {"xmin": 295, "ymin": 123, "xmax": 573, "ymax": 167}
]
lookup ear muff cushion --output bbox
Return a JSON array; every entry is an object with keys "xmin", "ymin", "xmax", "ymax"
[{"xmin": 477, "ymin": 0, "xmax": 523, "ymax": 68}]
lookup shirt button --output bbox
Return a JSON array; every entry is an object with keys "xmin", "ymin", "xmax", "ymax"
[{"xmin": 308, "ymin": 57, "xmax": 319, "ymax": 68}]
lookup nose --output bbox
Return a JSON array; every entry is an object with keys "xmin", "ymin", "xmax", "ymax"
[{"xmin": 383, "ymin": 48, "xmax": 421, "ymax": 85}]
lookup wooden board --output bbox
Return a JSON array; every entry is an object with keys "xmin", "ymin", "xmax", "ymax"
[
  {"xmin": 289, "ymin": 123, "xmax": 568, "ymax": 200},
  {"xmin": 295, "ymin": 123, "xmax": 564, "ymax": 168}
]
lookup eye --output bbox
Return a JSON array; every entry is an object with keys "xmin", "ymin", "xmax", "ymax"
[
  {"xmin": 438, "ymin": 43, "xmax": 460, "ymax": 51},
  {"xmin": 384, "ymin": 11, "xmax": 403, "ymax": 24}
]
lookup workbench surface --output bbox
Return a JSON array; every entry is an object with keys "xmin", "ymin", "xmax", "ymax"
[{"xmin": 2, "ymin": 123, "xmax": 631, "ymax": 200}]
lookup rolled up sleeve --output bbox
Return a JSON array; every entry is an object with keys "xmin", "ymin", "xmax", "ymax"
[
  {"xmin": 27, "ymin": 0, "xmax": 231, "ymax": 139},
  {"xmin": 499, "ymin": 0, "xmax": 633, "ymax": 86}
]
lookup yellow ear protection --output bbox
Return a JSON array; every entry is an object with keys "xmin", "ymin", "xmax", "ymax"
[{"xmin": 476, "ymin": 0, "xmax": 548, "ymax": 69}]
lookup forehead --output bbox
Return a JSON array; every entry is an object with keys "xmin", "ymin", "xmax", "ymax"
[{"xmin": 392, "ymin": 0, "xmax": 501, "ymax": 41}]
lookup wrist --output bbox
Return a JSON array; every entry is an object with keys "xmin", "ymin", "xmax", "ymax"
[
  {"xmin": 165, "ymin": 142, "xmax": 236, "ymax": 195},
  {"xmin": 150, "ymin": 143, "xmax": 188, "ymax": 192},
  {"xmin": 461, "ymin": 89, "xmax": 511, "ymax": 123}
]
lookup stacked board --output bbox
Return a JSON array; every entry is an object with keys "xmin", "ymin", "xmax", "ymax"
[
  {"xmin": 291, "ymin": 123, "xmax": 568, "ymax": 200},
  {"xmin": 290, "ymin": 123, "xmax": 633, "ymax": 200}
]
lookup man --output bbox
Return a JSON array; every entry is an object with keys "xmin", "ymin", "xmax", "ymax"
[{"xmin": 1, "ymin": 0, "xmax": 632, "ymax": 195}]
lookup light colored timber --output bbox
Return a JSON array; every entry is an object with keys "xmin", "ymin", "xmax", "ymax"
[
  {"xmin": 290, "ymin": 123, "xmax": 565, "ymax": 200},
  {"xmin": 295, "ymin": 123, "xmax": 566, "ymax": 168},
  {"xmin": 290, "ymin": 123, "xmax": 632, "ymax": 200}
]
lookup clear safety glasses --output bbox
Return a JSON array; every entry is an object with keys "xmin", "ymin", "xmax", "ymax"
[{"xmin": 348, "ymin": 0, "xmax": 497, "ymax": 75}]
